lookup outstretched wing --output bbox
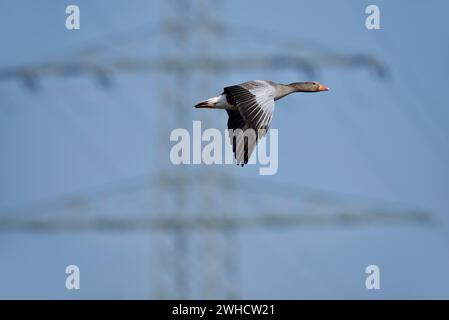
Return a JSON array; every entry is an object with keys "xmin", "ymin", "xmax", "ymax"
[{"xmin": 224, "ymin": 80, "xmax": 275, "ymax": 165}]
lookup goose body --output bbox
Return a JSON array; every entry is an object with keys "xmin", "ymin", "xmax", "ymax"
[{"xmin": 195, "ymin": 80, "xmax": 329, "ymax": 165}]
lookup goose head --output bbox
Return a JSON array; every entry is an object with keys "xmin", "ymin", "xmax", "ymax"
[{"xmin": 289, "ymin": 81, "xmax": 330, "ymax": 92}]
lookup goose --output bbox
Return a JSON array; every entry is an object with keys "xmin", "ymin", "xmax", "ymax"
[{"xmin": 194, "ymin": 80, "xmax": 329, "ymax": 166}]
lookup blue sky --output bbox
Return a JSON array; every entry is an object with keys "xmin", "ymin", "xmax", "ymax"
[{"xmin": 0, "ymin": 0, "xmax": 448, "ymax": 299}]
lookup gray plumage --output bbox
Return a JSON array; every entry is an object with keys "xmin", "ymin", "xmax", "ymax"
[{"xmin": 195, "ymin": 80, "xmax": 329, "ymax": 165}]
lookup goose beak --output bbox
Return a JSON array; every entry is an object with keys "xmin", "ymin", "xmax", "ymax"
[{"xmin": 318, "ymin": 85, "xmax": 330, "ymax": 92}]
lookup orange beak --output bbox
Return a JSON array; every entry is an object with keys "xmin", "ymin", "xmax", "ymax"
[{"xmin": 318, "ymin": 84, "xmax": 330, "ymax": 92}]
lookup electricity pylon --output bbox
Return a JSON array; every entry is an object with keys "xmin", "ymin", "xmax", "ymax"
[{"xmin": 0, "ymin": 0, "xmax": 418, "ymax": 300}]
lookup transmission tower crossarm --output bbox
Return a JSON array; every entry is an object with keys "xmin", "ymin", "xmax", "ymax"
[
  {"xmin": 0, "ymin": 54, "xmax": 387, "ymax": 87},
  {"xmin": 0, "ymin": 209, "xmax": 433, "ymax": 232}
]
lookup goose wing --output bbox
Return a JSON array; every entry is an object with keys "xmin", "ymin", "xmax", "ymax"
[{"xmin": 224, "ymin": 80, "xmax": 276, "ymax": 165}]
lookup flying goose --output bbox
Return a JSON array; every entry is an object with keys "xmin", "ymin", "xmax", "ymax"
[{"xmin": 194, "ymin": 80, "xmax": 329, "ymax": 165}]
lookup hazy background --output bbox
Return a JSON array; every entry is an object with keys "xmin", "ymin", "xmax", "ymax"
[{"xmin": 0, "ymin": 0, "xmax": 449, "ymax": 299}]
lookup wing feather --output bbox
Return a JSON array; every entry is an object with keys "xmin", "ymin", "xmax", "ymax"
[{"xmin": 224, "ymin": 81, "xmax": 276, "ymax": 165}]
